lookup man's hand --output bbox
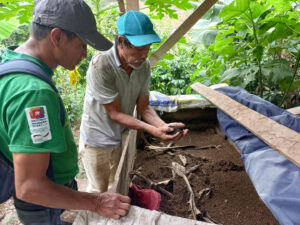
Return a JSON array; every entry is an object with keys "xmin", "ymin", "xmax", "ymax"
[
  {"xmin": 153, "ymin": 122, "xmax": 188, "ymax": 141},
  {"xmin": 93, "ymin": 192, "xmax": 131, "ymax": 219}
]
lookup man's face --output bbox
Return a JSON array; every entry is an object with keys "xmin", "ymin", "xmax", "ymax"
[
  {"xmin": 57, "ymin": 32, "xmax": 87, "ymax": 70},
  {"xmin": 120, "ymin": 40, "xmax": 151, "ymax": 69}
]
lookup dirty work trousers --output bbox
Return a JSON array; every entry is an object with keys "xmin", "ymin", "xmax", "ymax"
[
  {"xmin": 79, "ymin": 133, "xmax": 127, "ymax": 193},
  {"xmin": 13, "ymin": 179, "xmax": 77, "ymax": 225}
]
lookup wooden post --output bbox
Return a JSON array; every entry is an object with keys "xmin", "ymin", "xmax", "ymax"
[
  {"xmin": 191, "ymin": 82, "xmax": 300, "ymax": 168},
  {"xmin": 109, "ymin": 108, "xmax": 138, "ymax": 195},
  {"xmin": 118, "ymin": 0, "xmax": 126, "ymax": 16},
  {"xmin": 149, "ymin": 0, "xmax": 217, "ymax": 67},
  {"xmin": 126, "ymin": 0, "xmax": 139, "ymax": 11}
]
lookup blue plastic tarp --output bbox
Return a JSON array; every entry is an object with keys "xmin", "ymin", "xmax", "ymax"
[{"xmin": 216, "ymin": 86, "xmax": 300, "ymax": 225}]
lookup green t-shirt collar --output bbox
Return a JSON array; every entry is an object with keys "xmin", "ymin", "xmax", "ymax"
[{"xmin": 2, "ymin": 46, "xmax": 53, "ymax": 78}]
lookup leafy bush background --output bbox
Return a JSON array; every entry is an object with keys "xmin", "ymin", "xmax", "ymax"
[{"xmin": 0, "ymin": 0, "xmax": 299, "ymax": 125}]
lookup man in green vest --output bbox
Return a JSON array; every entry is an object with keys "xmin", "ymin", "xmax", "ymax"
[{"xmin": 0, "ymin": 0, "xmax": 130, "ymax": 224}]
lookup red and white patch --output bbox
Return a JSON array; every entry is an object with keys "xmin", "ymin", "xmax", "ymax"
[{"xmin": 25, "ymin": 105, "xmax": 52, "ymax": 144}]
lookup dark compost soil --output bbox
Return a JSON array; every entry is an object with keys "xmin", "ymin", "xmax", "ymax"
[{"xmin": 132, "ymin": 128, "xmax": 280, "ymax": 225}]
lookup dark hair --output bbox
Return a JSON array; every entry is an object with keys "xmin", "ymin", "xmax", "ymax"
[
  {"xmin": 115, "ymin": 35, "xmax": 132, "ymax": 48},
  {"xmin": 31, "ymin": 22, "xmax": 76, "ymax": 41}
]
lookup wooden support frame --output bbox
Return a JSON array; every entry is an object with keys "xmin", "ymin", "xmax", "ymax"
[
  {"xmin": 118, "ymin": 0, "xmax": 126, "ymax": 15},
  {"xmin": 126, "ymin": 0, "xmax": 139, "ymax": 11},
  {"xmin": 149, "ymin": 0, "xmax": 217, "ymax": 67},
  {"xmin": 191, "ymin": 82, "xmax": 300, "ymax": 168},
  {"xmin": 109, "ymin": 108, "xmax": 138, "ymax": 195},
  {"xmin": 118, "ymin": 0, "xmax": 139, "ymax": 16}
]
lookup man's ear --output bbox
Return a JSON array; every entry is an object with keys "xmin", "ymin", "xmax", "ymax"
[
  {"xmin": 50, "ymin": 28, "xmax": 63, "ymax": 47},
  {"xmin": 118, "ymin": 36, "xmax": 124, "ymax": 49}
]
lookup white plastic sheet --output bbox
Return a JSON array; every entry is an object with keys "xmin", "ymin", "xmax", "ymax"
[{"xmin": 73, "ymin": 206, "xmax": 211, "ymax": 225}]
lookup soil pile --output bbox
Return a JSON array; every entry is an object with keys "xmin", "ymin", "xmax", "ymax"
[{"xmin": 132, "ymin": 129, "xmax": 279, "ymax": 225}]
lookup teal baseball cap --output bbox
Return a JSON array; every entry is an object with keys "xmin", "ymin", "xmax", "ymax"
[{"xmin": 117, "ymin": 10, "xmax": 161, "ymax": 47}]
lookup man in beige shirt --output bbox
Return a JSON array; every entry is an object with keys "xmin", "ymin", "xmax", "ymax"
[{"xmin": 80, "ymin": 10, "xmax": 188, "ymax": 193}]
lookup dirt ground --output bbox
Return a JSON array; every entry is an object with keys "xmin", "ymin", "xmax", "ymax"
[
  {"xmin": 132, "ymin": 128, "xmax": 280, "ymax": 225},
  {"xmin": 0, "ymin": 127, "xmax": 280, "ymax": 225}
]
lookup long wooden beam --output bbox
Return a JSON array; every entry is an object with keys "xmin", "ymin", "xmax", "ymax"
[
  {"xmin": 191, "ymin": 82, "xmax": 300, "ymax": 167},
  {"xmin": 149, "ymin": 0, "xmax": 217, "ymax": 67}
]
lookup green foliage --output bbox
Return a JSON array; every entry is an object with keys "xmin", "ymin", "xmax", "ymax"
[
  {"xmin": 52, "ymin": 67, "xmax": 86, "ymax": 126},
  {"xmin": 150, "ymin": 35, "xmax": 199, "ymax": 95},
  {"xmin": 219, "ymin": 0, "xmax": 250, "ymax": 21},
  {"xmin": 189, "ymin": 0, "xmax": 300, "ymax": 108},
  {"xmin": 144, "ymin": 0, "xmax": 194, "ymax": 19},
  {"xmin": 87, "ymin": 1, "xmax": 119, "ymax": 41},
  {"xmin": 190, "ymin": 4, "xmax": 223, "ymax": 46},
  {"xmin": 187, "ymin": 48, "xmax": 224, "ymax": 93},
  {"xmin": 97, "ymin": 4, "xmax": 119, "ymax": 41},
  {"xmin": 0, "ymin": 0, "xmax": 298, "ymax": 115},
  {"xmin": 0, "ymin": 18, "xmax": 20, "ymax": 39},
  {"xmin": 0, "ymin": 0, "xmax": 33, "ymax": 24},
  {"xmin": 1, "ymin": 24, "xmax": 29, "ymax": 46}
]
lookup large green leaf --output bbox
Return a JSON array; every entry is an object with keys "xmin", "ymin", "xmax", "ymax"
[
  {"xmin": 279, "ymin": 79, "xmax": 300, "ymax": 92},
  {"xmin": 189, "ymin": 4, "xmax": 224, "ymax": 45},
  {"xmin": 201, "ymin": 4, "xmax": 224, "ymax": 21},
  {"xmin": 212, "ymin": 36, "xmax": 238, "ymax": 57},
  {"xmin": 215, "ymin": 26, "xmax": 236, "ymax": 41},
  {"xmin": 219, "ymin": 67, "xmax": 241, "ymax": 82},
  {"xmin": 262, "ymin": 60, "xmax": 293, "ymax": 83},
  {"xmin": 145, "ymin": 0, "xmax": 193, "ymax": 19},
  {"xmin": 267, "ymin": 23, "xmax": 293, "ymax": 43},
  {"xmin": 268, "ymin": 0, "xmax": 292, "ymax": 13},
  {"xmin": 0, "ymin": 1, "xmax": 33, "ymax": 24},
  {"xmin": 240, "ymin": 68, "xmax": 257, "ymax": 88},
  {"xmin": 220, "ymin": 0, "xmax": 250, "ymax": 21},
  {"xmin": 250, "ymin": 1, "xmax": 270, "ymax": 20},
  {"xmin": 190, "ymin": 29, "xmax": 218, "ymax": 45},
  {"xmin": 0, "ymin": 18, "xmax": 19, "ymax": 39},
  {"xmin": 220, "ymin": 65, "xmax": 258, "ymax": 88}
]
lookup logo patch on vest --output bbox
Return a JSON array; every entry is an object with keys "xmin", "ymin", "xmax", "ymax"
[{"xmin": 25, "ymin": 106, "xmax": 52, "ymax": 144}]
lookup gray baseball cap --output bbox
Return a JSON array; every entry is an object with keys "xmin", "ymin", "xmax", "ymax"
[{"xmin": 33, "ymin": 0, "xmax": 113, "ymax": 51}]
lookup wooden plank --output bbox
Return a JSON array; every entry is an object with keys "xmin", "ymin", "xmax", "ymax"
[
  {"xmin": 109, "ymin": 108, "xmax": 138, "ymax": 195},
  {"xmin": 149, "ymin": 0, "xmax": 217, "ymax": 67},
  {"xmin": 109, "ymin": 128, "xmax": 137, "ymax": 195},
  {"xmin": 287, "ymin": 106, "xmax": 300, "ymax": 116},
  {"xmin": 191, "ymin": 82, "xmax": 300, "ymax": 167},
  {"xmin": 126, "ymin": 0, "xmax": 139, "ymax": 11}
]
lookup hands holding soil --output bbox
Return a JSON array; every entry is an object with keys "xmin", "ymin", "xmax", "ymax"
[
  {"xmin": 93, "ymin": 192, "xmax": 131, "ymax": 219},
  {"xmin": 155, "ymin": 122, "xmax": 188, "ymax": 141}
]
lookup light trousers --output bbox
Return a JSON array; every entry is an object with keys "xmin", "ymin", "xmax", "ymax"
[{"xmin": 79, "ymin": 137, "xmax": 123, "ymax": 193}]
